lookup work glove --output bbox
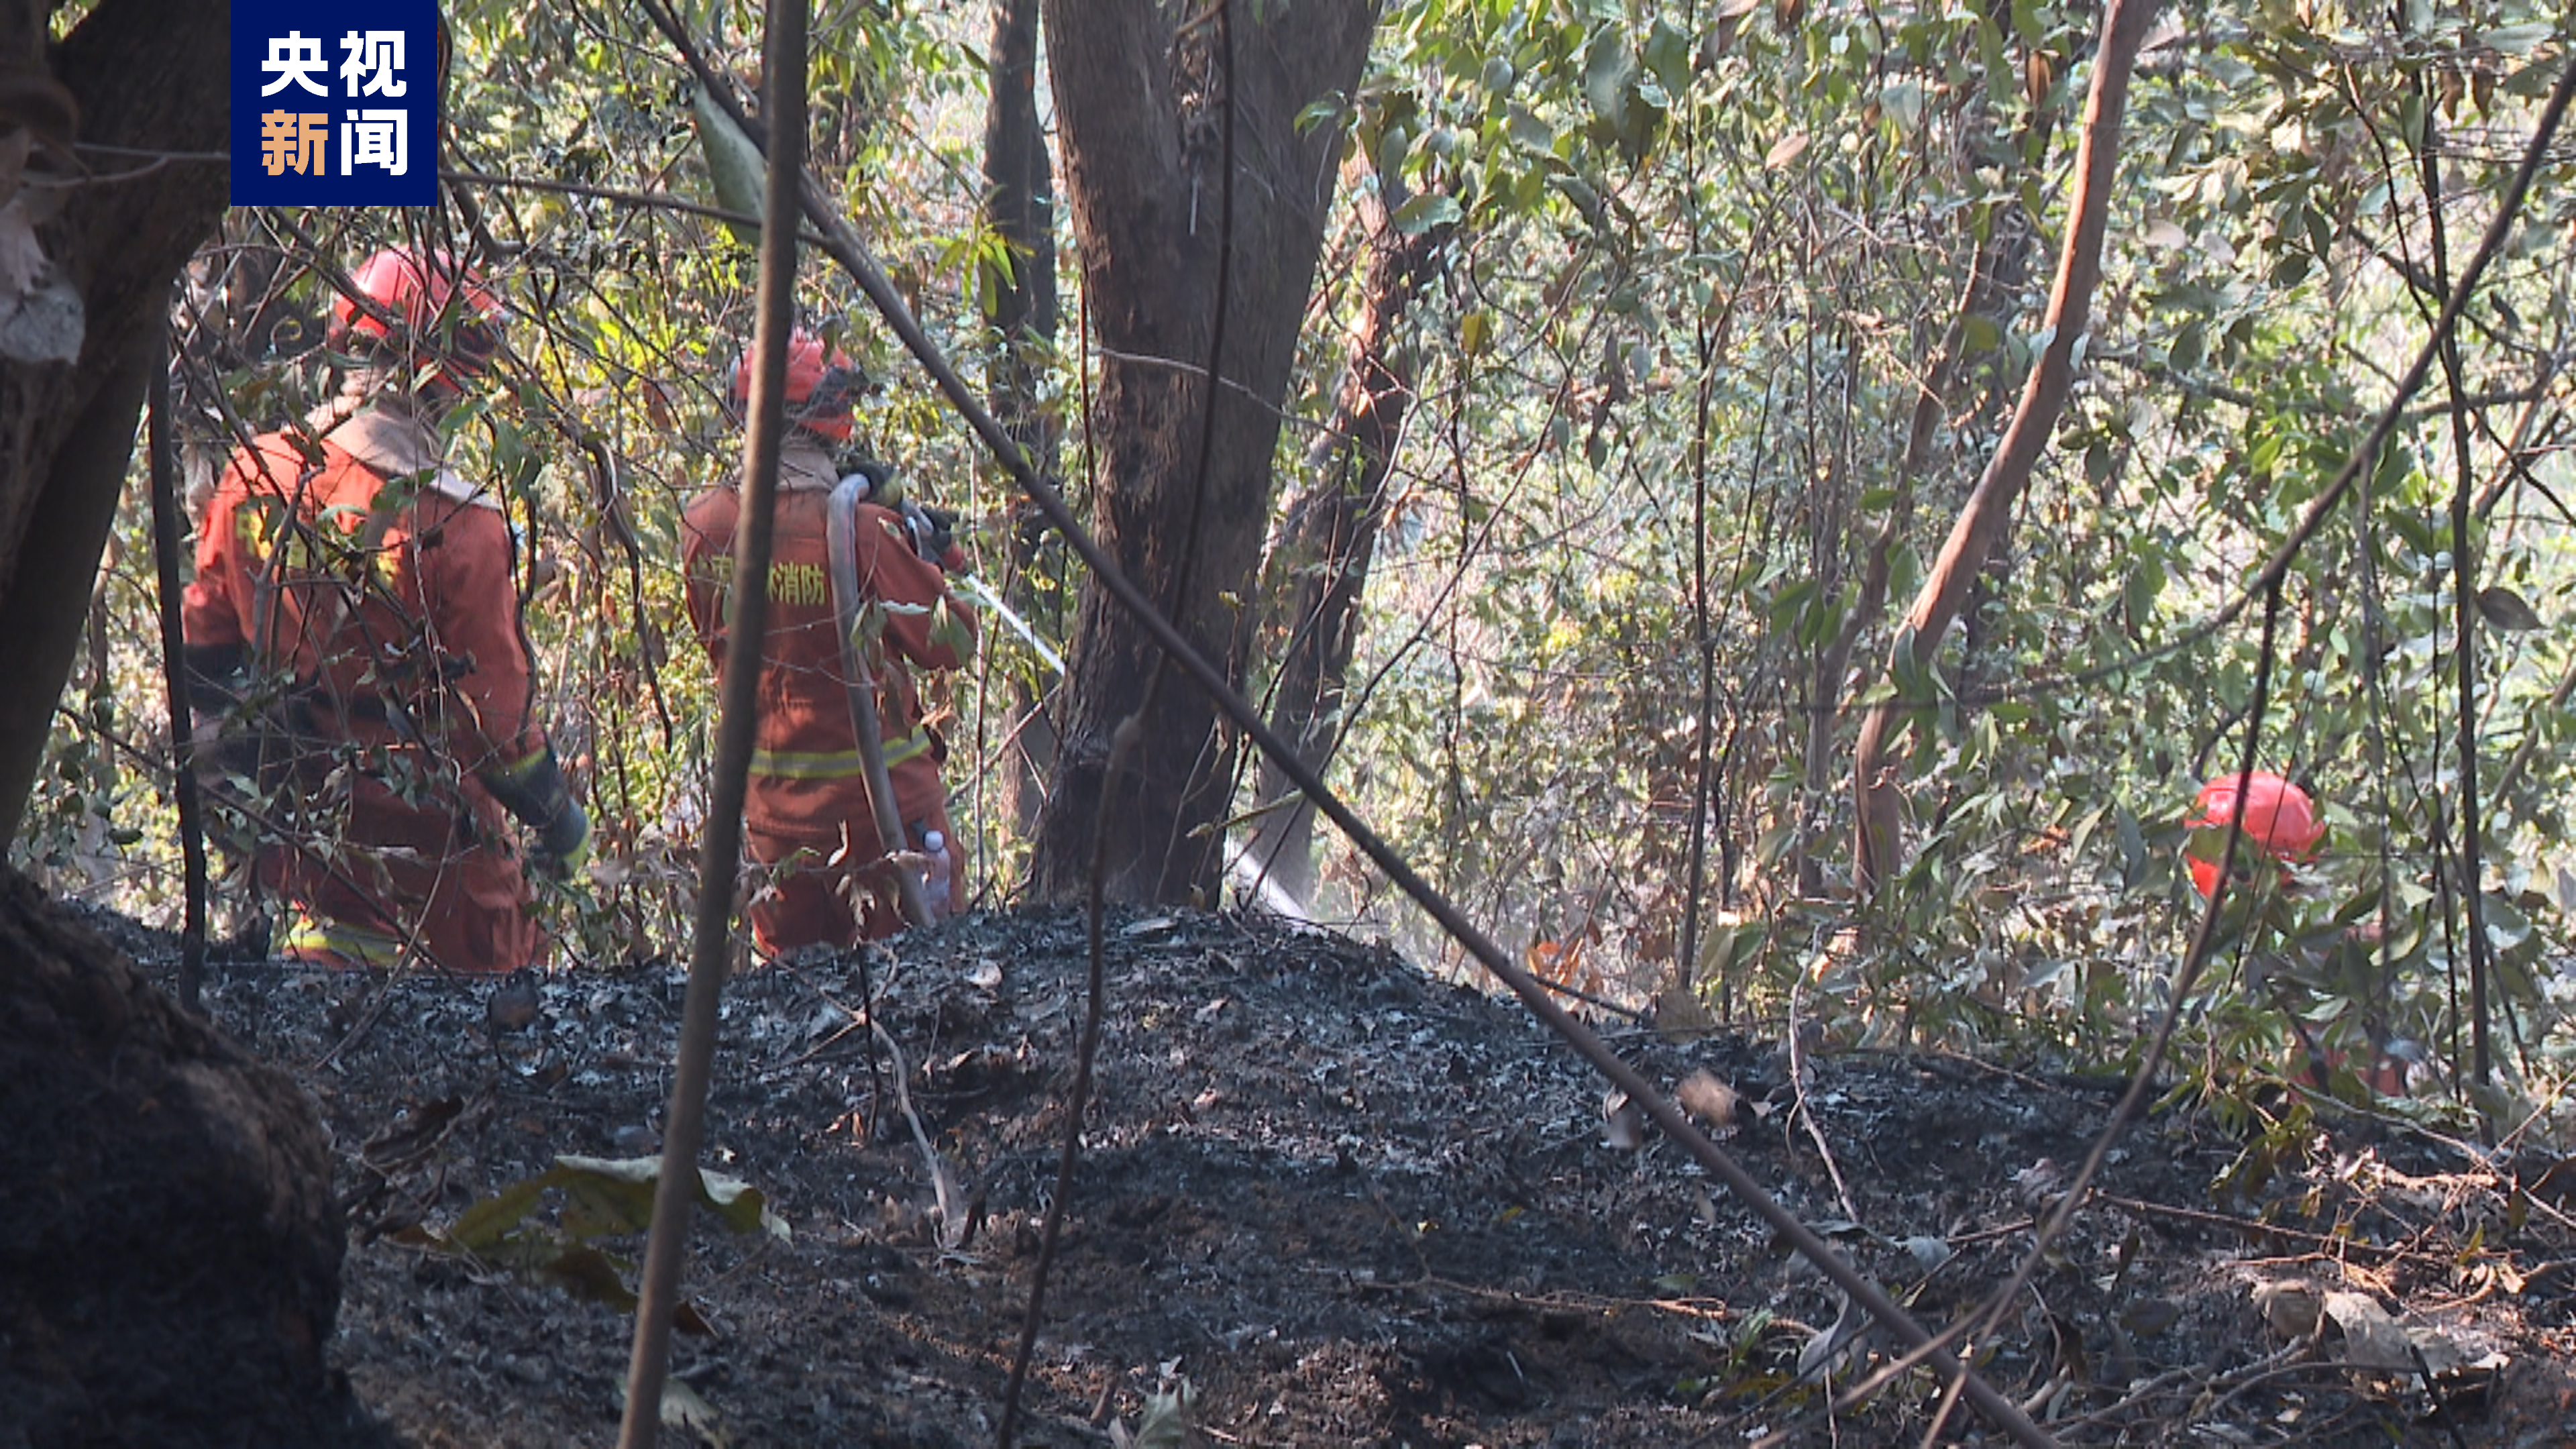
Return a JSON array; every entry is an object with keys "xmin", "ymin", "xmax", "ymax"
[
  {"xmin": 178, "ymin": 643, "xmax": 272, "ymax": 790},
  {"xmin": 188, "ymin": 716, "xmax": 242, "ymax": 792},
  {"xmin": 481, "ymin": 746, "xmax": 590, "ymax": 880},
  {"xmin": 533, "ymin": 798, "xmax": 592, "ymax": 881},
  {"xmin": 836, "ymin": 456, "xmax": 897, "ymax": 504},
  {"xmin": 900, "ymin": 501, "xmax": 963, "ymax": 572},
  {"xmin": 180, "ymin": 641, "xmax": 248, "ymax": 715}
]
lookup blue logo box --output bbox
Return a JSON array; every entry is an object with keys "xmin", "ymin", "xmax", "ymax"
[{"xmin": 231, "ymin": 1, "xmax": 441, "ymax": 205}]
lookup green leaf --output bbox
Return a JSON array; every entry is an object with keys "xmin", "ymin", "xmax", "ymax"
[
  {"xmin": 545, "ymin": 1155, "xmax": 792, "ymax": 1242},
  {"xmin": 2123, "ymin": 553, "xmax": 2165, "ymax": 633},
  {"xmin": 2481, "ymin": 22, "xmax": 2554, "ymax": 55},
  {"xmin": 697, "ymin": 1167, "xmax": 794, "ymax": 1241},
  {"xmin": 1549, "ymin": 174, "xmax": 1603, "ymax": 222},
  {"xmin": 2067, "ymin": 802, "xmax": 2104, "ymax": 860},
  {"xmin": 1582, "ymin": 28, "xmax": 1635, "ymax": 133},
  {"xmin": 1699, "ymin": 918, "xmax": 1768, "ymax": 975},
  {"xmin": 2475, "ymin": 585, "xmax": 2544, "ymax": 631},
  {"xmin": 2167, "ymin": 319, "xmax": 2206, "ymax": 374},
  {"xmin": 1799, "ymin": 587, "xmax": 1847, "ymax": 651},
  {"xmin": 1389, "ymin": 192, "xmax": 1462, "ymax": 236},
  {"xmin": 619, "ymin": 1375, "xmax": 730, "ymax": 1449},
  {"xmin": 1644, "ymin": 17, "xmax": 1695, "ymax": 97},
  {"xmin": 541, "ymin": 1242, "xmax": 641, "ymax": 1311},
  {"xmin": 1128, "ymin": 1382, "xmax": 1197, "ymax": 1449},
  {"xmin": 1292, "ymin": 96, "xmax": 1347, "ymax": 136},
  {"xmin": 1767, "ymin": 578, "xmax": 1819, "ymax": 630},
  {"xmin": 690, "ymin": 86, "xmax": 767, "ymax": 245},
  {"xmin": 1505, "ymin": 103, "xmax": 1554, "ymax": 155},
  {"xmin": 445, "ymin": 1176, "xmax": 550, "ymax": 1254},
  {"xmin": 2114, "ymin": 804, "xmax": 2147, "ymax": 886},
  {"xmin": 540, "ymin": 1154, "xmax": 661, "ymax": 1230},
  {"xmin": 1882, "ymin": 78, "xmax": 1925, "ymax": 131},
  {"xmin": 1460, "ymin": 309, "xmax": 1492, "ymax": 357},
  {"xmin": 1977, "ymin": 18, "xmax": 2011, "ymax": 105},
  {"xmin": 2502, "ymin": 54, "xmax": 2565, "ymax": 97},
  {"xmin": 2482, "ymin": 892, "xmax": 2532, "ymax": 951}
]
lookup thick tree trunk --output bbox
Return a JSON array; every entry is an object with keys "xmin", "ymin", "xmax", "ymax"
[
  {"xmin": 1249, "ymin": 190, "xmax": 1438, "ymax": 904},
  {"xmin": 979, "ymin": 0, "xmax": 1062, "ymax": 839},
  {"xmin": 0, "ymin": 868, "xmax": 384, "ymax": 1444},
  {"xmin": 1028, "ymin": 0, "xmax": 1380, "ymax": 904},
  {"xmin": 0, "ymin": 0, "xmax": 233, "ymax": 844},
  {"xmin": 1849, "ymin": 0, "xmax": 2160, "ymax": 898},
  {"xmin": 0, "ymin": 13, "xmax": 369, "ymax": 1441}
]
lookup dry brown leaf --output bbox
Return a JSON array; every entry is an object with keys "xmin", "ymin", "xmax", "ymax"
[
  {"xmin": 1602, "ymin": 1089, "xmax": 1644, "ymax": 1151},
  {"xmin": 1676, "ymin": 1070, "xmax": 1740, "ymax": 1130},
  {"xmin": 2322, "ymin": 1290, "xmax": 2414, "ymax": 1371},
  {"xmin": 2253, "ymin": 1279, "xmax": 2322, "ymax": 1340},
  {"xmin": 2011, "ymin": 1157, "xmax": 2067, "ymax": 1208}
]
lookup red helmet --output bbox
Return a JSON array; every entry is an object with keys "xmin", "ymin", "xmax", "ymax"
[
  {"xmin": 329, "ymin": 247, "xmax": 502, "ymax": 381},
  {"xmin": 2185, "ymin": 771, "xmax": 2322, "ymax": 897},
  {"xmin": 726, "ymin": 327, "xmax": 865, "ymax": 441}
]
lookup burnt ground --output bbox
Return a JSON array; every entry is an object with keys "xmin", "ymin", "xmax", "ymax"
[{"xmin": 60, "ymin": 900, "xmax": 2576, "ymax": 1447}]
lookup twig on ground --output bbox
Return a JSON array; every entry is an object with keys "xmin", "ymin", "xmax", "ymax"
[
  {"xmin": 2046, "ymin": 1337, "xmax": 2310, "ymax": 1438},
  {"xmin": 2094, "ymin": 1191, "xmax": 2455, "ymax": 1267},
  {"xmin": 869, "ymin": 1018, "xmax": 967, "ymax": 1251},
  {"xmin": 1353, "ymin": 1271, "xmax": 1736, "ymax": 1322},
  {"xmin": 1784, "ymin": 979, "xmax": 1860, "ymax": 1223},
  {"xmin": 2192, "ymin": 1343, "xmax": 2340, "ymax": 1430},
  {"xmin": 311, "ymin": 959, "xmax": 428, "ymax": 1073}
]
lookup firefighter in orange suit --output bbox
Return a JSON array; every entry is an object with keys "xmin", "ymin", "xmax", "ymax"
[
  {"xmin": 181, "ymin": 247, "xmax": 588, "ymax": 973},
  {"xmin": 681, "ymin": 328, "xmax": 976, "ymax": 954}
]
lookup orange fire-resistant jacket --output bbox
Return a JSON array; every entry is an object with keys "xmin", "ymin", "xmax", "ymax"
[
  {"xmin": 181, "ymin": 401, "xmax": 552, "ymax": 973},
  {"xmin": 681, "ymin": 439, "xmax": 975, "ymax": 936}
]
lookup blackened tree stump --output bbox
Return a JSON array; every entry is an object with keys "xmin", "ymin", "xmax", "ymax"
[{"xmin": 0, "ymin": 867, "xmax": 384, "ymax": 1447}]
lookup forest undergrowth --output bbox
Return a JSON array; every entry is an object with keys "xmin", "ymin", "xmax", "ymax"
[{"xmin": 34, "ymin": 892, "xmax": 2575, "ymax": 1448}]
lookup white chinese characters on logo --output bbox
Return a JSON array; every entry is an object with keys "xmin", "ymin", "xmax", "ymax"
[
  {"xmin": 341, "ymin": 110, "xmax": 407, "ymax": 178},
  {"xmin": 259, "ymin": 32, "xmax": 331, "ymax": 97},
  {"xmin": 339, "ymin": 31, "xmax": 407, "ymax": 98}
]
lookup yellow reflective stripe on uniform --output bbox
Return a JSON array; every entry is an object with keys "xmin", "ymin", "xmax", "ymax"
[
  {"xmin": 281, "ymin": 913, "xmax": 405, "ymax": 969},
  {"xmin": 749, "ymin": 747, "xmax": 867, "ymax": 781},
  {"xmin": 749, "ymin": 727, "xmax": 930, "ymax": 782},
  {"xmin": 881, "ymin": 728, "xmax": 932, "ymax": 769},
  {"xmin": 487, "ymin": 747, "xmax": 550, "ymax": 783}
]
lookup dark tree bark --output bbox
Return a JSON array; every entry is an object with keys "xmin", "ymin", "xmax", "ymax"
[
  {"xmin": 0, "ymin": 0, "xmax": 233, "ymax": 843},
  {"xmin": 979, "ymin": 0, "xmax": 1062, "ymax": 837},
  {"xmin": 0, "ymin": 14, "xmax": 377, "ymax": 1439},
  {"xmin": 1248, "ymin": 173, "xmax": 1439, "ymax": 904},
  {"xmin": 0, "ymin": 867, "xmax": 388, "ymax": 1444},
  {"xmin": 1028, "ymin": 0, "xmax": 1381, "ymax": 904}
]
